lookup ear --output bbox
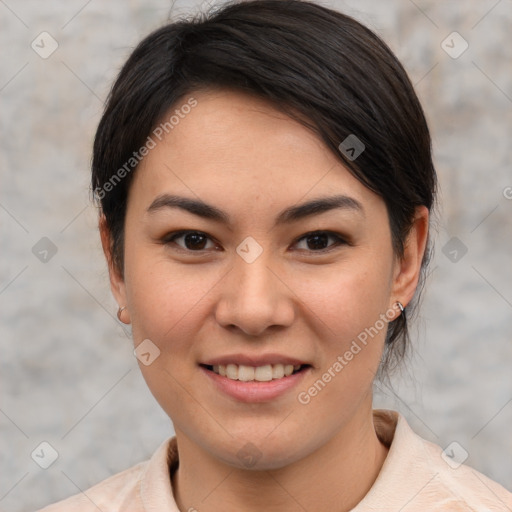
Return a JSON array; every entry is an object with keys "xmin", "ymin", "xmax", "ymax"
[
  {"xmin": 389, "ymin": 206, "xmax": 430, "ymax": 309},
  {"xmin": 99, "ymin": 215, "xmax": 128, "ymax": 317}
]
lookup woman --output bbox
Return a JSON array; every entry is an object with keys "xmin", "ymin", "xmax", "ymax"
[{"xmin": 40, "ymin": 0, "xmax": 512, "ymax": 510}]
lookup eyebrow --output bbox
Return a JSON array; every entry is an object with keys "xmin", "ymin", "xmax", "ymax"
[{"xmin": 146, "ymin": 193, "xmax": 365, "ymax": 227}]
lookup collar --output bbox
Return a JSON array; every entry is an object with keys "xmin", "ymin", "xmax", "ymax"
[{"xmin": 139, "ymin": 409, "xmax": 410, "ymax": 511}]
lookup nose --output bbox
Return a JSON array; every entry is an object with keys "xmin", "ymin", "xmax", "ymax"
[{"xmin": 214, "ymin": 246, "xmax": 295, "ymax": 337}]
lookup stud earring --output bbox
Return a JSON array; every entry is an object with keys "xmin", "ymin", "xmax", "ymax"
[{"xmin": 117, "ymin": 306, "xmax": 127, "ymax": 322}]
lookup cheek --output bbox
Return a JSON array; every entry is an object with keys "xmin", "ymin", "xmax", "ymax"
[
  {"xmin": 123, "ymin": 254, "xmax": 209, "ymax": 418},
  {"xmin": 126, "ymin": 257, "xmax": 209, "ymax": 346},
  {"xmin": 290, "ymin": 269, "xmax": 390, "ymax": 424},
  {"xmin": 125, "ymin": 240, "xmax": 393, "ymax": 355},
  {"xmin": 124, "ymin": 229, "xmax": 392, "ymax": 367},
  {"xmin": 290, "ymin": 255, "xmax": 393, "ymax": 389},
  {"xmin": 290, "ymin": 255, "xmax": 392, "ymax": 337}
]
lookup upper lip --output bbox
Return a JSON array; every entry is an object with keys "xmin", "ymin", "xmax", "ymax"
[{"xmin": 201, "ymin": 353, "xmax": 310, "ymax": 367}]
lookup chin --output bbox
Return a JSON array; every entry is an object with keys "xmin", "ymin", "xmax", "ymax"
[
  {"xmin": 201, "ymin": 428, "xmax": 309, "ymax": 471},
  {"xmin": 219, "ymin": 443, "xmax": 307, "ymax": 472}
]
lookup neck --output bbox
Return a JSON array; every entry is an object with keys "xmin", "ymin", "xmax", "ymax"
[{"xmin": 171, "ymin": 401, "xmax": 388, "ymax": 512}]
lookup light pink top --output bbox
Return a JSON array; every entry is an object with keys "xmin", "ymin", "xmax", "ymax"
[{"xmin": 38, "ymin": 409, "xmax": 512, "ymax": 511}]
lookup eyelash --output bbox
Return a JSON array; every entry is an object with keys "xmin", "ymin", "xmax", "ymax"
[{"xmin": 162, "ymin": 230, "xmax": 348, "ymax": 254}]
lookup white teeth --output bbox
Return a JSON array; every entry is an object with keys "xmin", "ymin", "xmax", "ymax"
[
  {"xmin": 272, "ymin": 364, "xmax": 285, "ymax": 379},
  {"xmin": 210, "ymin": 363, "xmax": 304, "ymax": 381},
  {"xmin": 255, "ymin": 365, "xmax": 273, "ymax": 381},
  {"xmin": 226, "ymin": 364, "xmax": 239, "ymax": 380},
  {"xmin": 238, "ymin": 365, "xmax": 255, "ymax": 381}
]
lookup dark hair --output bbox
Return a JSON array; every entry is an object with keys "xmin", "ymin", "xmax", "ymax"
[{"xmin": 91, "ymin": 0, "xmax": 437, "ymax": 378}]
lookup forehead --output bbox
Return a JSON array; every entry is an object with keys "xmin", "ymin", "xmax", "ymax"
[{"xmin": 129, "ymin": 89, "xmax": 384, "ymax": 222}]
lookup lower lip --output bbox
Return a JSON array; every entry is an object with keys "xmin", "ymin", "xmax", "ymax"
[{"xmin": 200, "ymin": 365, "xmax": 311, "ymax": 403}]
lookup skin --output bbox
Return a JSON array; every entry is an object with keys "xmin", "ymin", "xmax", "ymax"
[{"xmin": 100, "ymin": 88, "xmax": 429, "ymax": 511}]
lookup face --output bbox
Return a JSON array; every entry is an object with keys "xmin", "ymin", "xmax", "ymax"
[{"xmin": 103, "ymin": 88, "xmax": 428, "ymax": 470}]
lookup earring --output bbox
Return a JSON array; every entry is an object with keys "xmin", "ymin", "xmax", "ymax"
[
  {"xmin": 117, "ymin": 306, "xmax": 127, "ymax": 322},
  {"xmin": 396, "ymin": 301, "xmax": 405, "ymax": 314}
]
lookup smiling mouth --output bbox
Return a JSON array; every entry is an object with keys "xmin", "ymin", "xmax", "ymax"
[{"xmin": 200, "ymin": 363, "xmax": 310, "ymax": 382}]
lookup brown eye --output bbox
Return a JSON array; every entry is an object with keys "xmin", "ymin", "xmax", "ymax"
[
  {"xmin": 294, "ymin": 231, "xmax": 347, "ymax": 252},
  {"xmin": 164, "ymin": 231, "xmax": 216, "ymax": 251}
]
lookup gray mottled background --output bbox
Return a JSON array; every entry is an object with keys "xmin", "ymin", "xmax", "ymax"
[{"xmin": 1, "ymin": 0, "xmax": 511, "ymax": 510}]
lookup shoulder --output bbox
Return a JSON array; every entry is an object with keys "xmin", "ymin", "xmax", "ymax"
[
  {"xmin": 36, "ymin": 461, "xmax": 147, "ymax": 511},
  {"xmin": 417, "ymin": 428, "xmax": 512, "ymax": 510},
  {"xmin": 36, "ymin": 437, "xmax": 177, "ymax": 512},
  {"xmin": 360, "ymin": 409, "xmax": 512, "ymax": 511}
]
